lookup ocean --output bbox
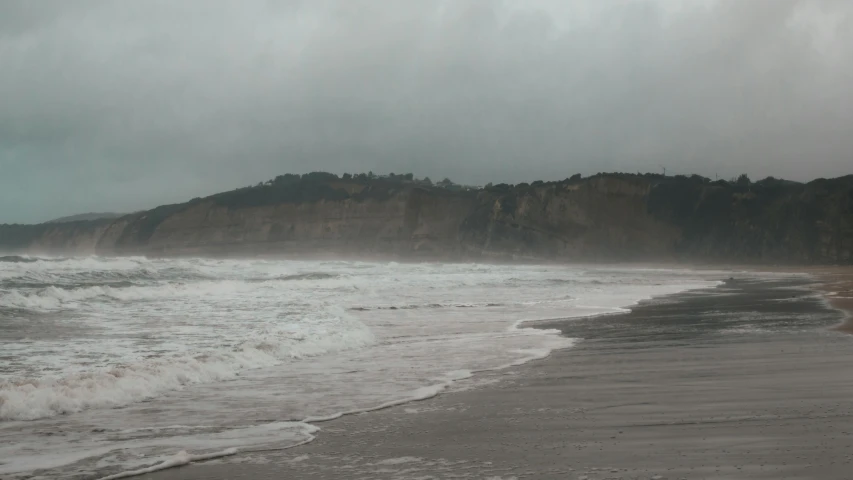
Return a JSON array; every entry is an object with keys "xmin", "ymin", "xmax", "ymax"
[{"xmin": 0, "ymin": 255, "xmax": 720, "ymax": 479}]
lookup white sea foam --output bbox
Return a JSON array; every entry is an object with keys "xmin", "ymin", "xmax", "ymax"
[
  {"xmin": 0, "ymin": 257, "xmax": 723, "ymax": 479},
  {"xmin": 0, "ymin": 279, "xmax": 287, "ymax": 311},
  {"xmin": 0, "ymin": 306, "xmax": 374, "ymax": 421},
  {"xmin": 0, "ymin": 285, "xmax": 136, "ymax": 310},
  {"xmin": 1, "ymin": 421, "xmax": 320, "ymax": 478},
  {"xmin": 96, "ymin": 448, "xmax": 241, "ymax": 480}
]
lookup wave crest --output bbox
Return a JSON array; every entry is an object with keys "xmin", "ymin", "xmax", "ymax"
[{"xmin": 0, "ymin": 306, "xmax": 374, "ymax": 421}]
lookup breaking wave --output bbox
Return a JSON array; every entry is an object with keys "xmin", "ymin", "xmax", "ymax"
[
  {"xmin": 0, "ymin": 282, "xmax": 228, "ymax": 311},
  {"xmin": 0, "ymin": 306, "xmax": 374, "ymax": 421},
  {"xmin": 0, "ymin": 277, "xmax": 324, "ymax": 312}
]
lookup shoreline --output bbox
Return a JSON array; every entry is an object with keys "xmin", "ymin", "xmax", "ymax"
[
  {"xmin": 4, "ymin": 263, "xmax": 716, "ymax": 480},
  {"xmin": 819, "ymin": 271, "xmax": 853, "ymax": 334},
  {"xmin": 91, "ymin": 281, "xmax": 652, "ymax": 479},
  {"xmin": 774, "ymin": 266, "xmax": 853, "ymax": 334},
  {"xmin": 138, "ymin": 272, "xmax": 853, "ymax": 480},
  {"xmin": 693, "ymin": 264, "xmax": 853, "ymax": 334},
  {"xmin": 6, "ymin": 263, "xmax": 850, "ymax": 480},
  {"xmin": 85, "ymin": 269, "xmax": 716, "ymax": 480}
]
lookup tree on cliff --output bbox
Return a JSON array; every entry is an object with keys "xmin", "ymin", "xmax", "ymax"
[
  {"xmin": 274, "ymin": 173, "xmax": 300, "ymax": 185},
  {"xmin": 302, "ymin": 171, "xmax": 339, "ymax": 182}
]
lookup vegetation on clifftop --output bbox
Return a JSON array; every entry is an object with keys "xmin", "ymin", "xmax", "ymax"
[{"xmin": 203, "ymin": 171, "xmax": 479, "ymax": 209}]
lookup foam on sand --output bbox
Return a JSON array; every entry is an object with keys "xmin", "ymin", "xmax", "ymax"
[{"xmin": 96, "ymin": 449, "xmax": 240, "ymax": 480}]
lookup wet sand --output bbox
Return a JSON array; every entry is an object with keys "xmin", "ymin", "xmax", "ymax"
[
  {"xmin": 814, "ymin": 268, "xmax": 853, "ymax": 334},
  {"xmin": 740, "ymin": 265, "xmax": 853, "ymax": 333},
  {"xmin": 139, "ymin": 275, "xmax": 853, "ymax": 480}
]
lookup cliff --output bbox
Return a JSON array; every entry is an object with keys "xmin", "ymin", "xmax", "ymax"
[{"xmin": 2, "ymin": 173, "xmax": 852, "ymax": 263}]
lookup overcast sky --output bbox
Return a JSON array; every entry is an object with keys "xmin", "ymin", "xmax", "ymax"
[{"xmin": 1, "ymin": 0, "xmax": 851, "ymax": 223}]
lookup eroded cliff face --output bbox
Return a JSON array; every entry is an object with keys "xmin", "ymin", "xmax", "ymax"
[
  {"xmin": 2, "ymin": 174, "xmax": 852, "ymax": 263},
  {"xmin": 102, "ymin": 189, "xmax": 474, "ymax": 257},
  {"xmin": 79, "ymin": 184, "xmax": 479, "ymax": 258},
  {"xmin": 461, "ymin": 176, "xmax": 682, "ymax": 261}
]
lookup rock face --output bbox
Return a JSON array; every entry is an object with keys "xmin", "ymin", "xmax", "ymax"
[{"xmin": 2, "ymin": 174, "xmax": 852, "ymax": 263}]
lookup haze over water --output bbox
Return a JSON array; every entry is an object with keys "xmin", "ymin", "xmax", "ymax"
[{"xmin": 0, "ymin": 256, "xmax": 719, "ymax": 479}]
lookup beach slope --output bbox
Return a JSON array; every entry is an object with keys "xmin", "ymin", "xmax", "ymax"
[{"xmin": 141, "ymin": 276, "xmax": 853, "ymax": 480}]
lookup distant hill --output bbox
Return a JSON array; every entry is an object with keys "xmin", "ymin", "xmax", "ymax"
[
  {"xmin": 46, "ymin": 212, "xmax": 124, "ymax": 224},
  {"xmin": 2, "ymin": 172, "xmax": 851, "ymax": 263}
]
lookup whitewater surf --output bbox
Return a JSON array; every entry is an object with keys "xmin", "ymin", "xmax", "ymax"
[{"xmin": 0, "ymin": 257, "xmax": 720, "ymax": 479}]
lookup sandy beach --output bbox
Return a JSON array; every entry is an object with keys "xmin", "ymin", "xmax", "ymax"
[{"xmin": 130, "ymin": 272, "xmax": 853, "ymax": 480}]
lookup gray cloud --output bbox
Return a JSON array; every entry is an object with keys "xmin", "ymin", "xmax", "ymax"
[{"xmin": 1, "ymin": 0, "xmax": 851, "ymax": 223}]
